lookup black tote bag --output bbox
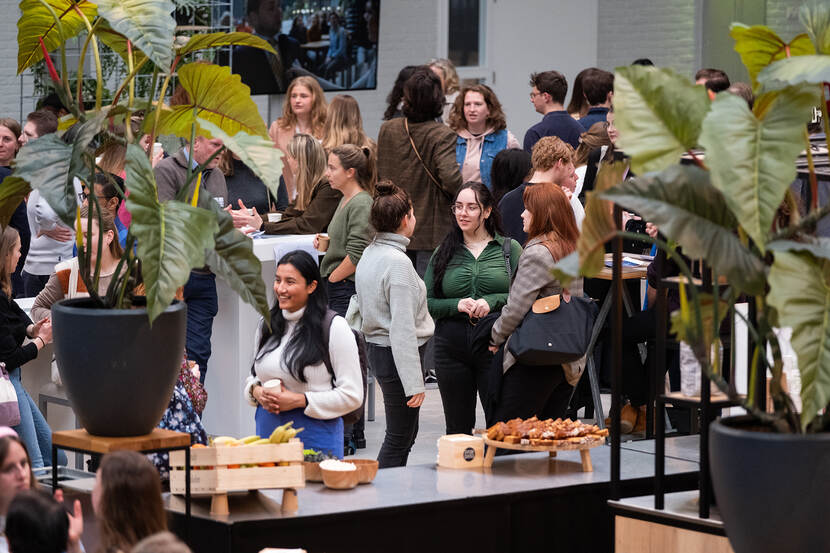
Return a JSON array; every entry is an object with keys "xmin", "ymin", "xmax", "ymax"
[{"xmin": 507, "ymin": 293, "xmax": 598, "ymax": 366}]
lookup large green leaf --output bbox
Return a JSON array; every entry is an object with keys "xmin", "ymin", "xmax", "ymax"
[
  {"xmin": 0, "ymin": 177, "xmax": 32, "ymax": 228},
  {"xmin": 176, "ymin": 32, "xmax": 276, "ymax": 56},
  {"xmin": 730, "ymin": 24, "xmax": 815, "ymax": 88},
  {"xmin": 151, "ymin": 63, "xmax": 267, "ymax": 139},
  {"xmin": 578, "ymin": 161, "xmax": 627, "ymax": 279},
  {"xmin": 202, "ymin": 199, "xmax": 270, "ymax": 323},
  {"xmin": 699, "ymin": 86, "xmax": 818, "ymax": 251},
  {"xmin": 552, "ymin": 250, "xmax": 579, "ymax": 289},
  {"xmin": 93, "ymin": 0, "xmax": 175, "ymax": 70},
  {"xmin": 800, "ymin": 0, "xmax": 830, "ymax": 54},
  {"xmin": 94, "ymin": 19, "xmax": 147, "ymax": 67},
  {"xmin": 17, "ymin": 0, "xmax": 98, "ymax": 74},
  {"xmin": 768, "ymin": 237, "xmax": 830, "ymax": 260},
  {"xmin": 768, "ymin": 250, "xmax": 830, "ymax": 429},
  {"xmin": 670, "ymin": 292, "xmax": 729, "ymax": 359},
  {"xmin": 196, "ymin": 118, "xmax": 283, "ymax": 201},
  {"xmin": 600, "ymin": 165, "xmax": 766, "ymax": 295},
  {"xmin": 12, "ymin": 134, "xmax": 77, "ymax": 227},
  {"xmin": 614, "ymin": 65, "xmax": 711, "ymax": 174},
  {"xmin": 124, "ymin": 143, "xmax": 218, "ymax": 322},
  {"xmin": 757, "ymin": 55, "xmax": 830, "ymax": 90}
]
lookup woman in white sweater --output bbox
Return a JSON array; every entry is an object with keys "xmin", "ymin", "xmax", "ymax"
[
  {"xmin": 350, "ymin": 182, "xmax": 434, "ymax": 467},
  {"xmin": 245, "ymin": 251, "xmax": 362, "ymax": 458}
]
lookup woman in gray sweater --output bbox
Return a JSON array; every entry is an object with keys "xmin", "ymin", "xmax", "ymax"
[{"xmin": 350, "ymin": 182, "xmax": 434, "ymax": 467}]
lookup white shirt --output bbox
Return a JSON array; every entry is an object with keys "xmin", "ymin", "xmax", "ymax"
[{"xmin": 244, "ymin": 307, "xmax": 363, "ymax": 420}]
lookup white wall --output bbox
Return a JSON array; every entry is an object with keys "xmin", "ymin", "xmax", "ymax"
[{"xmin": 487, "ymin": 0, "xmax": 599, "ymax": 144}]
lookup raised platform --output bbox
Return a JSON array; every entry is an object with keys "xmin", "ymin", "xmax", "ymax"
[{"xmin": 166, "ymin": 444, "xmax": 700, "ymax": 553}]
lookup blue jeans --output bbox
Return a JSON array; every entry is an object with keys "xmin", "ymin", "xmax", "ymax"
[
  {"xmin": 9, "ymin": 367, "xmax": 66, "ymax": 468},
  {"xmin": 183, "ymin": 272, "xmax": 218, "ymax": 384}
]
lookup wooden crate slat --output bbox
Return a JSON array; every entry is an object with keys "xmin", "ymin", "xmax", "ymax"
[
  {"xmin": 169, "ymin": 440, "xmax": 302, "ymax": 467},
  {"xmin": 170, "ymin": 465, "xmax": 305, "ymax": 494}
]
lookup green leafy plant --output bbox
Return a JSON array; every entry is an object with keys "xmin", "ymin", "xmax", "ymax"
[
  {"xmin": 556, "ymin": 0, "xmax": 830, "ymax": 432},
  {"xmin": 8, "ymin": 0, "xmax": 280, "ymax": 324}
]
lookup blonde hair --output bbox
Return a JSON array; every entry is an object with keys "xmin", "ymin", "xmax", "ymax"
[
  {"xmin": 429, "ymin": 58, "xmax": 459, "ymax": 94},
  {"xmin": 321, "ymin": 95, "xmax": 370, "ymax": 153},
  {"xmin": 277, "ymin": 76, "xmax": 327, "ymax": 138},
  {"xmin": 0, "ymin": 226, "xmax": 19, "ymax": 297},
  {"xmin": 287, "ymin": 134, "xmax": 327, "ymax": 211}
]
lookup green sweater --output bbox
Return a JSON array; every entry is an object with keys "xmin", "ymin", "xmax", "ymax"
[
  {"xmin": 424, "ymin": 234, "xmax": 522, "ymax": 320},
  {"xmin": 320, "ymin": 191, "xmax": 373, "ymax": 280}
]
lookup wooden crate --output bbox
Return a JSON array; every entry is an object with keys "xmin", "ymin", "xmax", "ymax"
[
  {"xmin": 169, "ymin": 440, "xmax": 303, "ymax": 468},
  {"xmin": 170, "ymin": 465, "xmax": 304, "ymax": 494}
]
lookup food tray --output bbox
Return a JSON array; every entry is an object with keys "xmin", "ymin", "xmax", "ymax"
[{"xmin": 477, "ymin": 432, "xmax": 605, "ymax": 472}]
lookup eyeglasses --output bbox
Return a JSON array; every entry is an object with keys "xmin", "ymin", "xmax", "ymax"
[{"xmin": 451, "ymin": 204, "xmax": 481, "ymax": 215}]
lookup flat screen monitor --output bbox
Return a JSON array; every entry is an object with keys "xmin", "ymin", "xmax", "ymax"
[{"xmin": 230, "ymin": 0, "xmax": 380, "ymax": 95}]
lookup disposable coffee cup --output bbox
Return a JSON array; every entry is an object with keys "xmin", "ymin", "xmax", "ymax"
[
  {"xmin": 317, "ymin": 233, "xmax": 330, "ymax": 252},
  {"xmin": 152, "ymin": 142, "xmax": 163, "ymax": 157},
  {"xmin": 263, "ymin": 379, "xmax": 282, "ymax": 390},
  {"xmin": 267, "ymin": 212, "xmax": 283, "ymax": 223}
]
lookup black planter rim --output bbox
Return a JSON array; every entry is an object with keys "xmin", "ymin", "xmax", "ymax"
[
  {"xmin": 53, "ymin": 297, "xmax": 185, "ymax": 318},
  {"xmin": 713, "ymin": 415, "xmax": 830, "ymax": 442}
]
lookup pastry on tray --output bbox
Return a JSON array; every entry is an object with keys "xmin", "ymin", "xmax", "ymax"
[{"xmin": 486, "ymin": 417, "xmax": 609, "ymax": 445}]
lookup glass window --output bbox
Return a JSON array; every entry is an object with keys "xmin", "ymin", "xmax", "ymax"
[{"xmin": 448, "ymin": 0, "xmax": 482, "ymax": 67}]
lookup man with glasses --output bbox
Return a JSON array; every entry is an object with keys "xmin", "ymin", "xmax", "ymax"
[{"xmin": 523, "ymin": 71, "xmax": 584, "ymax": 153}]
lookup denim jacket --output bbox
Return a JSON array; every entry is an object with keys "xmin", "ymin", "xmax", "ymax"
[{"xmin": 456, "ymin": 128, "xmax": 508, "ymax": 190}]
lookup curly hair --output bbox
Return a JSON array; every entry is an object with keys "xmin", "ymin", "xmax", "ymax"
[
  {"xmin": 429, "ymin": 58, "xmax": 459, "ymax": 94},
  {"xmin": 531, "ymin": 136, "xmax": 574, "ymax": 172},
  {"xmin": 448, "ymin": 84, "xmax": 507, "ymax": 133}
]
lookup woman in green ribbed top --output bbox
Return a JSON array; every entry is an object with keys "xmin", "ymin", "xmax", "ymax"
[
  {"xmin": 424, "ymin": 182, "xmax": 522, "ymax": 435},
  {"xmin": 315, "ymin": 144, "xmax": 375, "ymax": 317}
]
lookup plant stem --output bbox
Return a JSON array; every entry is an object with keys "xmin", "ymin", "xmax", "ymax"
[
  {"xmin": 110, "ymin": 57, "xmax": 149, "ymax": 108},
  {"xmin": 126, "ymin": 40, "xmax": 135, "ymax": 111},
  {"xmin": 35, "ymin": 0, "xmax": 75, "ymax": 112},
  {"xmin": 803, "ymin": 127, "xmax": 819, "ymax": 216},
  {"xmin": 148, "ymin": 56, "xmax": 182, "ymax": 157},
  {"xmin": 73, "ymin": 11, "xmax": 102, "ymax": 111},
  {"xmin": 770, "ymin": 201, "xmax": 830, "ymax": 241},
  {"xmin": 186, "ymin": 119, "xmax": 196, "ymax": 192},
  {"xmin": 686, "ymin": 149, "xmax": 707, "ymax": 170}
]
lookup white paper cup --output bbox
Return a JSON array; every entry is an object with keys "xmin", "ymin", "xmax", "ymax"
[
  {"xmin": 263, "ymin": 379, "xmax": 282, "ymax": 390},
  {"xmin": 268, "ymin": 212, "xmax": 282, "ymax": 222}
]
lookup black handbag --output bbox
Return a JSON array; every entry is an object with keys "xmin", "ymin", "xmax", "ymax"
[{"xmin": 506, "ymin": 252, "xmax": 598, "ymax": 366}]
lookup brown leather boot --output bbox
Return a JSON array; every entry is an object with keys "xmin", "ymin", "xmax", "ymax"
[
  {"xmin": 620, "ymin": 403, "xmax": 638, "ymax": 434},
  {"xmin": 632, "ymin": 405, "xmax": 648, "ymax": 433}
]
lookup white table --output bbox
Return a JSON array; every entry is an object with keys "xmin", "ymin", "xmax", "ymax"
[{"xmin": 201, "ymin": 234, "xmax": 318, "ymax": 438}]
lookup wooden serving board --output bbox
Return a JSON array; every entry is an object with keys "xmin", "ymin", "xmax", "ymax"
[{"xmin": 479, "ymin": 434, "xmax": 605, "ymax": 472}]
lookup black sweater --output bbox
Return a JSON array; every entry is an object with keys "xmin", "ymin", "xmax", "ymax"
[{"xmin": 0, "ymin": 290, "xmax": 37, "ymax": 369}]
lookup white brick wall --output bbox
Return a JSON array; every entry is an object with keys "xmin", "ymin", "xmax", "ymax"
[
  {"xmin": 597, "ymin": 0, "xmax": 699, "ymax": 78},
  {"xmin": 766, "ymin": 0, "xmax": 807, "ymax": 42},
  {"xmin": 0, "ymin": 2, "xmax": 23, "ymax": 120}
]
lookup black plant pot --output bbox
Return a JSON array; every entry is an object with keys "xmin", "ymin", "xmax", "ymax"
[
  {"xmin": 51, "ymin": 298, "xmax": 186, "ymax": 437},
  {"xmin": 710, "ymin": 416, "xmax": 830, "ymax": 553}
]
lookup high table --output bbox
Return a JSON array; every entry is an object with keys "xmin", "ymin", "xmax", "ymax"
[
  {"xmin": 201, "ymin": 234, "xmax": 317, "ymax": 438},
  {"xmin": 166, "ymin": 443, "xmax": 699, "ymax": 553}
]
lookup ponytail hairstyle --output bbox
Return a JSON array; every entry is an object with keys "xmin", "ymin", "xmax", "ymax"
[
  {"xmin": 330, "ymin": 143, "xmax": 376, "ymax": 194},
  {"xmin": 431, "ymin": 182, "xmax": 504, "ymax": 297},
  {"xmin": 371, "ymin": 180, "xmax": 411, "ymax": 233}
]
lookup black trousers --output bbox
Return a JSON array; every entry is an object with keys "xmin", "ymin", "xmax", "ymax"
[
  {"xmin": 491, "ymin": 363, "xmax": 573, "ymax": 423},
  {"xmin": 433, "ymin": 318, "xmax": 496, "ymax": 435},
  {"xmin": 367, "ymin": 343, "xmax": 421, "ymax": 468}
]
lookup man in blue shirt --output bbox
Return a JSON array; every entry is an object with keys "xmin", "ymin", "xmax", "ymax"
[
  {"xmin": 579, "ymin": 68, "xmax": 614, "ymax": 131},
  {"xmin": 523, "ymin": 71, "xmax": 584, "ymax": 153}
]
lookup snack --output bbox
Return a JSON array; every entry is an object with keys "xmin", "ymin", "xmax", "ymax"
[
  {"xmin": 486, "ymin": 417, "xmax": 609, "ymax": 445},
  {"xmin": 319, "ymin": 459, "xmax": 356, "ymax": 471}
]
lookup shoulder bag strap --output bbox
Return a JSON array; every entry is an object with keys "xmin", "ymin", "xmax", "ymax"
[
  {"xmin": 501, "ymin": 238, "xmax": 513, "ymax": 290},
  {"xmin": 404, "ymin": 118, "xmax": 442, "ymax": 189}
]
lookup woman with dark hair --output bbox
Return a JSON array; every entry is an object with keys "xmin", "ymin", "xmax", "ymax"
[
  {"xmin": 488, "ymin": 183, "xmax": 582, "ymax": 423},
  {"xmin": 245, "ymin": 251, "xmax": 362, "ymax": 457},
  {"xmin": 383, "ymin": 65, "xmax": 418, "ymax": 121},
  {"xmin": 377, "ymin": 67, "xmax": 464, "ymax": 275},
  {"xmin": 490, "ymin": 149, "xmax": 531, "ymax": 205},
  {"xmin": 317, "ymin": 144, "xmax": 374, "ymax": 317},
  {"xmin": 567, "ymin": 68, "xmax": 590, "ymax": 120},
  {"xmin": 424, "ymin": 182, "xmax": 522, "ymax": 434},
  {"xmin": 92, "ymin": 451, "xmax": 167, "ymax": 553},
  {"xmin": 449, "ymin": 84, "xmax": 520, "ymax": 191},
  {"xmin": 351, "ymin": 181, "xmax": 433, "ymax": 467}
]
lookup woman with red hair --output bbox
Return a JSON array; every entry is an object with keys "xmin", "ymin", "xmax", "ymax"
[{"xmin": 487, "ymin": 182, "xmax": 582, "ymax": 423}]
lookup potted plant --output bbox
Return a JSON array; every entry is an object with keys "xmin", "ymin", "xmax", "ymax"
[
  {"xmin": 553, "ymin": 1, "xmax": 830, "ymax": 551},
  {"xmin": 6, "ymin": 0, "xmax": 283, "ymax": 436}
]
